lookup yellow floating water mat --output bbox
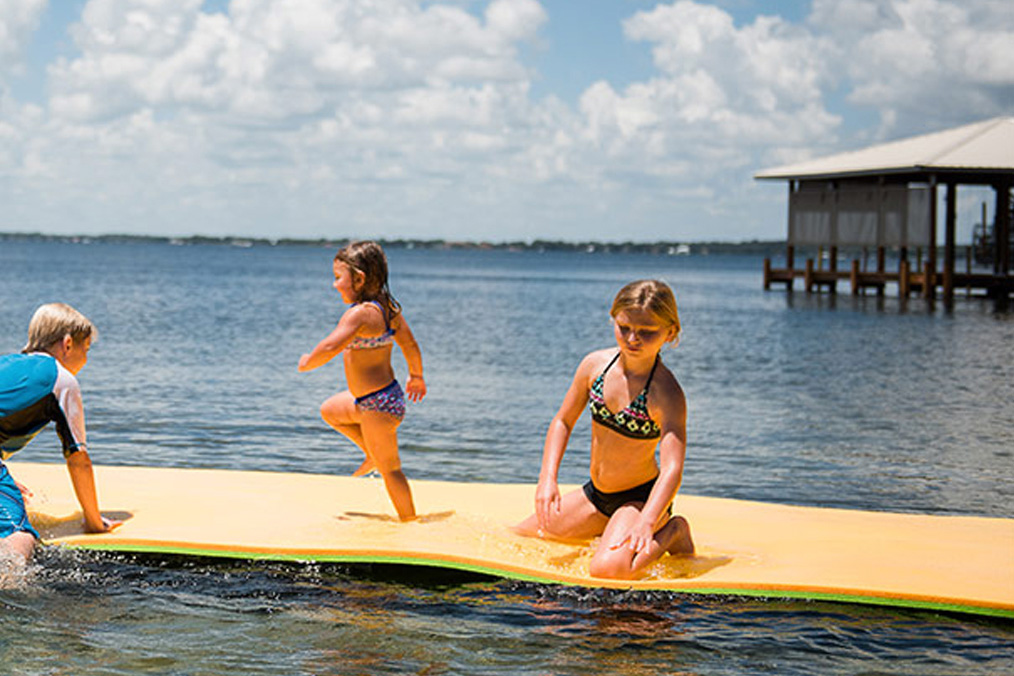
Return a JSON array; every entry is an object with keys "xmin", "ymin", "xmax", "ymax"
[{"xmin": 12, "ymin": 462, "xmax": 1014, "ymax": 619}]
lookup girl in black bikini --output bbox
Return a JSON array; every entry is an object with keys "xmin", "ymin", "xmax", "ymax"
[{"xmin": 515, "ymin": 280, "xmax": 694, "ymax": 579}]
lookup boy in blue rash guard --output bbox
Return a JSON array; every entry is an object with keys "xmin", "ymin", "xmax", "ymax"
[{"xmin": 0, "ymin": 303, "xmax": 119, "ymax": 563}]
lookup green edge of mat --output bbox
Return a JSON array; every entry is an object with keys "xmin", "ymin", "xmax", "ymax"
[{"xmin": 59, "ymin": 542, "xmax": 1014, "ymax": 620}]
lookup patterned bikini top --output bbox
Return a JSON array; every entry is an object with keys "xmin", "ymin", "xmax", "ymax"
[
  {"xmin": 588, "ymin": 353, "xmax": 661, "ymax": 440},
  {"xmin": 346, "ymin": 301, "xmax": 395, "ymax": 350}
]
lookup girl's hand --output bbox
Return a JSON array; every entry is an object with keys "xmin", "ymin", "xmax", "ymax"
[
  {"xmin": 610, "ymin": 519, "xmax": 656, "ymax": 554},
  {"xmin": 405, "ymin": 375, "xmax": 426, "ymax": 402},
  {"xmin": 297, "ymin": 353, "xmax": 313, "ymax": 372},
  {"xmin": 535, "ymin": 479, "xmax": 561, "ymax": 531}
]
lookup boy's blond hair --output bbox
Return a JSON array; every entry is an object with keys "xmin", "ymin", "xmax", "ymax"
[{"xmin": 22, "ymin": 303, "xmax": 97, "ymax": 354}]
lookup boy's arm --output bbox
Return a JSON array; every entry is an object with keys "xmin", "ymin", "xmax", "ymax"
[{"xmin": 65, "ymin": 450, "xmax": 117, "ymax": 533}]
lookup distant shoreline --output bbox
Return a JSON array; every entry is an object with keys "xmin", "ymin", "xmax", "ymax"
[{"xmin": 0, "ymin": 231, "xmax": 785, "ymax": 256}]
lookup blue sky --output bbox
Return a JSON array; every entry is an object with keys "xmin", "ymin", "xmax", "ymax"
[{"xmin": 1, "ymin": 0, "xmax": 1010, "ymax": 243}]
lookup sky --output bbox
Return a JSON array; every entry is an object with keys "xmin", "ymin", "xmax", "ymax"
[{"xmin": 0, "ymin": 0, "xmax": 1011, "ymax": 243}]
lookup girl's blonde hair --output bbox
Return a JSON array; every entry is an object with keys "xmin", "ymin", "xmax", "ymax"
[
  {"xmin": 22, "ymin": 303, "xmax": 97, "ymax": 354},
  {"xmin": 334, "ymin": 241, "xmax": 401, "ymax": 319},
  {"xmin": 610, "ymin": 280, "xmax": 681, "ymax": 343}
]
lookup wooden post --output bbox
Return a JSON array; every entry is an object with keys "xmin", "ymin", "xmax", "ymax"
[
  {"xmin": 900, "ymin": 259, "xmax": 911, "ymax": 297},
  {"xmin": 922, "ymin": 261, "xmax": 934, "ymax": 299},
  {"xmin": 763, "ymin": 258, "xmax": 772, "ymax": 290},
  {"xmin": 927, "ymin": 176, "xmax": 938, "ymax": 299},
  {"xmin": 997, "ymin": 179, "xmax": 1012, "ymax": 279},
  {"xmin": 829, "ymin": 246, "xmax": 838, "ymax": 294},
  {"xmin": 966, "ymin": 246, "xmax": 973, "ymax": 296},
  {"xmin": 805, "ymin": 258, "xmax": 815, "ymax": 293},
  {"xmin": 877, "ymin": 246, "xmax": 886, "ymax": 297},
  {"xmin": 786, "ymin": 245, "xmax": 795, "ymax": 291},
  {"xmin": 851, "ymin": 259, "xmax": 861, "ymax": 295},
  {"xmin": 944, "ymin": 182, "xmax": 956, "ymax": 304}
]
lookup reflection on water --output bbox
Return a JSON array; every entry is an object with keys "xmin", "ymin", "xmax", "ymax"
[{"xmin": 1, "ymin": 549, "xmax": 1011, "ymax": 676}]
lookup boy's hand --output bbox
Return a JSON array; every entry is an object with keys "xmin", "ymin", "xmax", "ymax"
[{"xmin": 84, "ymin": 515, "xmax": 123, "ymax": 534}]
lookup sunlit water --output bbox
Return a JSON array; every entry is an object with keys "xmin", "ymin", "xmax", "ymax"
[{"xmin": 1, "ymin": 240, "xmax": 1012, "ymax": 675}]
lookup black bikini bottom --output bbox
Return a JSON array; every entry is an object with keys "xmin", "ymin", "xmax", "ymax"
[{"xmin": 582, "ymin": 477, "xmax": 671, "ymax": 517}]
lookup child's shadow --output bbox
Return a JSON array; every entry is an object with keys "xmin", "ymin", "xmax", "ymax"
[
  {"xmin": 336, "ymin": 511, "xmax": 454, "ymax": 524},
  {"xmin": 32, "ymin": 511, "xmax": 134, "ymax": 539}
]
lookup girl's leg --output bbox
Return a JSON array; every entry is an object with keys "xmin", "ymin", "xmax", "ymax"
[
  {"xmin": 319, "ymin": 391, "xmax": 375, "ymax": 475},
  {"xmin": 359, "ymin": 411, "xmax": 415, "ymax": 521},
  {"xmin": 514, "ymin": 487, "xmax": 609, "ymax": 541},
  {"xmin": 588, "ymin": 506, "xmax": 694, "ymax": 579}
]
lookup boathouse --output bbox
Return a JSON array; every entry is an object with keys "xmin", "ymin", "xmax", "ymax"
[{"xmin": 755, "ymin": 117, "xmax": 1014, "ymax": 302}]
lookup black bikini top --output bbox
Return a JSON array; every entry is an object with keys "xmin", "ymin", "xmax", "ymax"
[{"xmin": 588, "ymin": 353, "xmax": 661, "ymax": 440}]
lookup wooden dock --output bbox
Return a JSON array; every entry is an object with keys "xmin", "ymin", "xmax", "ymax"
[{"xmin": 764, "ymin": 246, "xmax": 1014, "ymax": 300}]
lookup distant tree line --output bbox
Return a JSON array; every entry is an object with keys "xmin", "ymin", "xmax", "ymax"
[{"xmin": 0, "ymin": 231, "xmax": 786, "ymax": 256}]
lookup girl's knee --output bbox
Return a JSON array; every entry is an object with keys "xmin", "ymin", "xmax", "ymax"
[
  {"xmin": 320, "ymin": 399, "xmax": 343, "ymax": 425},
  {"xmin": 375, "ymin": 457, "xmax": 403, "ymax": 474},
  {"xmin": 320, "ymin": 392, "xmax": 355, "ymax": 424},
  {"xmin": 589, "ymin": 551, "xmax": 634, "ymax": 580}
]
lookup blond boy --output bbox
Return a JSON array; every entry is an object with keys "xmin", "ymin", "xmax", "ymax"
[{"xmin": 0, "ymin": 303, "xmax": 118, "ymax": 562}]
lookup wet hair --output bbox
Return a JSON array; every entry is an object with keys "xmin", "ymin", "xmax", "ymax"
[
  {"xmin": 333, "ymin": 240, "xmax": 401, "ymax": 319},
  {"xmin": 610, "ymin": 280, "xmax": 681, "ymax": 343},
  {"xmin": 22, "ymin": 303, "xmax": 97, "ymax": 354}
]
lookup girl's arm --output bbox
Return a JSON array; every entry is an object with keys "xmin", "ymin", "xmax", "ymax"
[
  {"xmin": 298, "ymin": 307, "xmax": 365, "ymax": 372},
  {"xmin": 392, "ymin": 314, "xmax": 426, "ymax": 401},
  {"xmin": 536, "ymin": 355, "xmax": 594, "ymax": 530},
  {"xmin": 618, "ymin": 374, "xmax": 688, "ymax": 554}
]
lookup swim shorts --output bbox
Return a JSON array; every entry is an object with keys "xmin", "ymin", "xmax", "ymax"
[{"xmin": 0, "ymin": 464, "xmax": 40, "ymax": 540}]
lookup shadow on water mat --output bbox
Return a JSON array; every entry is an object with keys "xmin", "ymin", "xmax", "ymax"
[{"xmin": 13, "ymin": 462, "xmax": 1014, "ymax": 619}]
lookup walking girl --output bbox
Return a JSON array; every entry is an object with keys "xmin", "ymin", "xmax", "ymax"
[{"xmin": 299, "ymin": 241, "xmax": 426, "ymax": 521}]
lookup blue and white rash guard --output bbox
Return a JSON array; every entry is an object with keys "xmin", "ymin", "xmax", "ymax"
[{"xmin": 0, "ymin": 353, "xmax": 87, "ymax": 461}]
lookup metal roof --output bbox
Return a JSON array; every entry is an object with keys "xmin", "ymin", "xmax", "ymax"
[{"xmin": 755, "ymin": 117, "xmax": 1014, "ymax": 181}]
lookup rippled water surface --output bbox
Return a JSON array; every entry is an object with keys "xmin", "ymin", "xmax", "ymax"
[{"xmin": 1, "ymin": 240, "xmax": 1012, "ymax": 675}]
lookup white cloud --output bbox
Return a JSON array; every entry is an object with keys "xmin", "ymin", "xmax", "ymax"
[
  {"xmin": 563, "ymin": 1, "xmax": 843, "ymax": 238},
  {"xmin": 0, "ymin": 0, "xmax": 46, "ymax": 80},
  {"xmin": 809, "ymin": 0, "xmax": 1014, "ymax": 135},
  {"xmin": 49, "ymin": 0, "xmax": 547, "ymax": 124},
  {"xmin": 2, "ymin": 0, "xmax": 1011, "ymax": 243},
  {"xmin": 0, "ymin": 0, "xmax": 46, "ymax": 182}
]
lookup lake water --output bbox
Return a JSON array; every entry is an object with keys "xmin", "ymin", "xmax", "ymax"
[{"xmin": 1, "ymin": 239, "xmax": 1012, "ymax": 675}]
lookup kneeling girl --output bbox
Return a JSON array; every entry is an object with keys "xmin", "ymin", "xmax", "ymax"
[{"xmin": 515, "ymin": 280, "xmax": 694, "ymax": 579}]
